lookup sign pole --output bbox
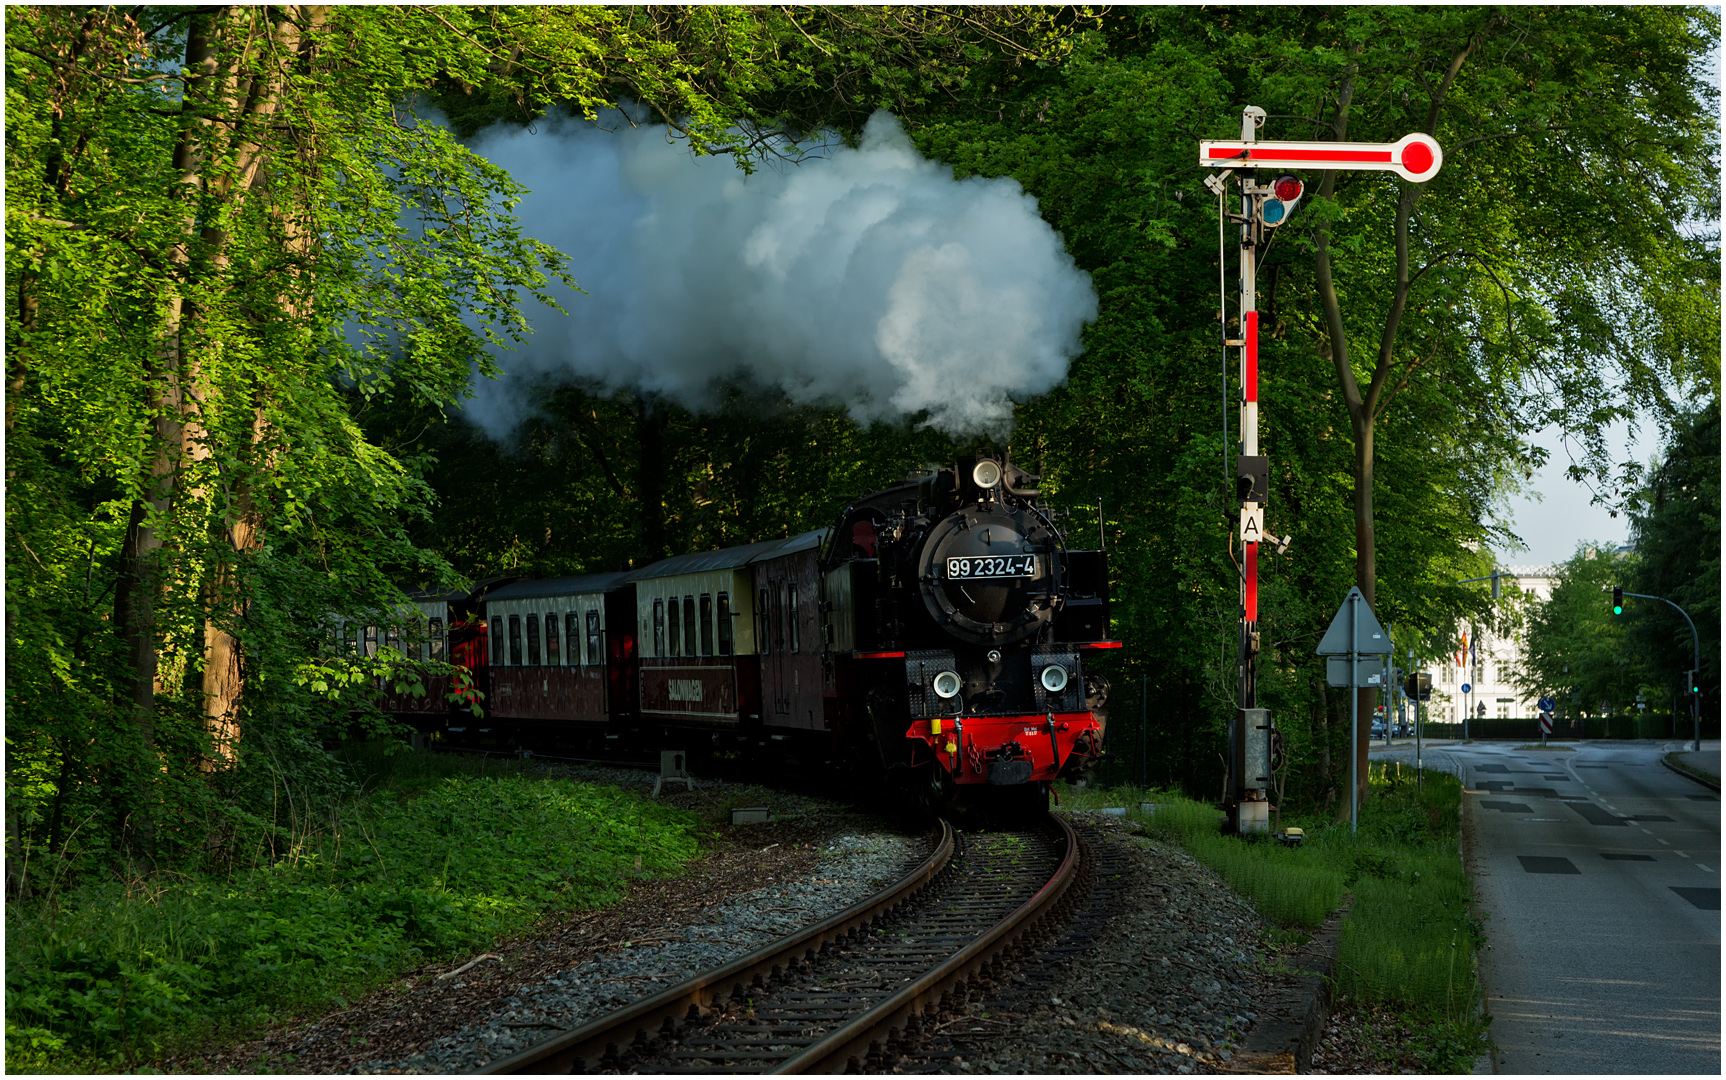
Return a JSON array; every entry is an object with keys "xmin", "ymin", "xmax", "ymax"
[
  {"xmin": 1413, "ymin": 649, "xmax": 1422, "ymax": 794},
  {"xmin": 1349, "ymin": 589, "xmax": 1359, "ymax": 833}
]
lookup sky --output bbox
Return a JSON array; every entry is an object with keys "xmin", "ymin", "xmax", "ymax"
[
  {"xmin": 1495, "ymin": 31, "xmax": 1717, "ymax": 572},
  {"xmin": 1492, "ymin": 422, "xmax": 1658, "ymax": 570}
]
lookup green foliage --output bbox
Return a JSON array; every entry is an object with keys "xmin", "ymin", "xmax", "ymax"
[
  {"xmin": 5, "ymin": 767, "xmax": 699, "ymax": 1070},
  {"xmin": 1628, "ymin": 400, "xmax": 1720, "ymax": 720},
  {"xmin": 1516, "ymin": 545, "xmax": 1640, "ymax": 716},
  {"xmin": 1063, "ymin": 759, "xmax": 1481, "ymax": 1022}
]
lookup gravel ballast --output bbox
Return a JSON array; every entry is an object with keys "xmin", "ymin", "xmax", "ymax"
[
  {"xmin": 158, "ymin": 768, "xmax": 1380, "ymax": 1074},
  {"xmin": 366, "ymin": 830, "xmax": 927, "ymax": 1073}
]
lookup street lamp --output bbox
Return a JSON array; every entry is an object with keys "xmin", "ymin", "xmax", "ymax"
[{"xmin": 1605, "ymin": 587, "xmax": 1704, "ymax": 752}]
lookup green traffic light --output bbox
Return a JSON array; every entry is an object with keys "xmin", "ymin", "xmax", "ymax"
[{"xmin": 1612, "ymin": 586, "xmax": 1623, "ymax": 615}]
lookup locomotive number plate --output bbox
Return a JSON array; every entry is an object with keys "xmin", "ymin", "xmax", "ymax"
[{"xmin": 946, "ymin": 555, "xmax": 1037, "ymax": 579}]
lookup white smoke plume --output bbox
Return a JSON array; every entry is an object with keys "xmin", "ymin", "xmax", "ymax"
[{"xmin": 461, "ymin": 109, "xmax": 1097, "ymax": 439}]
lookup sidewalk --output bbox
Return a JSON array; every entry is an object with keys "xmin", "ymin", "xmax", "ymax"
[{"xmin": 1663, "ymin": 742, "xmax": 1721, "ymax": 790}]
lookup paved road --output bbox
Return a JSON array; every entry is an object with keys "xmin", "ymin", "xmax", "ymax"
[{"xmin": 1373, "ymin": 740, "xmax": 1720, "ymax": 1074}]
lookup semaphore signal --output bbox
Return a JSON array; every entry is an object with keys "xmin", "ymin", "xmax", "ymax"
[
  {"xmin": 1204, "ymin": 109, "xmax": 1445, "ymax": 835},
  {"xmin": 1199, "ymin": 132, "xmax": 1445, "ymax": 183}
]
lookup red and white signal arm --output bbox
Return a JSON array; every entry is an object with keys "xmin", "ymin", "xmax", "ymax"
[{"xmin": 1200, "ymin": 132, "xmax": 1444, "ymax": 184}]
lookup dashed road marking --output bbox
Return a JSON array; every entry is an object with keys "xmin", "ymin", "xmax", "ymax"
[{"xmin": 1699, "ymin": 865, "xmax": 1714, "ymax": 874}]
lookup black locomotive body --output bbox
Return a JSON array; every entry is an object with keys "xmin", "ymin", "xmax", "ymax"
[
  {"xmin": 821, "ymin": 455, "xmax": 1112, "ymax": 799},
  {"xmin": 374, "ymin": 453, "xmax": 1113, "ymax": 802}
]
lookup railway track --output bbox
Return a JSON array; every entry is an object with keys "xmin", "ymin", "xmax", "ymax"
[{"xmin": 480, "ymin": 814, "xmax": 1082, "ymax": 1074}]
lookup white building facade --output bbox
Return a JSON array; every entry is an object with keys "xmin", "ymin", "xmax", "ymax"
[{"xmin": 1418, "ymin": 565, "xmax": 1559, "ymax": 724}]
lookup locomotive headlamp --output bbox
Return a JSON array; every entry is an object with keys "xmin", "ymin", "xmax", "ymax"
[
  {"xmin": 1040, "ymin": 664, "xmax": 1070, "ymax": 693},
  {"xmin": 971, "ymin": 460, "xmax": 1003, "ymax": 489},
  {"xmin": 987, "ymin": 649, "xmax": 1003, "ymax": 664},
  {"xmin": 932, "ymin": 670, "xmax": 963, "ymax": 699}
]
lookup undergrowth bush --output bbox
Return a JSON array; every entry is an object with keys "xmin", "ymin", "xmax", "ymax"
[
  {"xmin": 5, "ymin": 763, "xmax": 700, "ymax": 1071},
  {"xmin": 1058, "ymin": 758, "xmax": 1487, "ymax": 1053}
]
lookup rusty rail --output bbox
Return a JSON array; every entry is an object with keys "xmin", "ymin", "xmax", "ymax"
[{"xmin": 479, "ymin": 819, "xmax": 955, "ymax": 1074}]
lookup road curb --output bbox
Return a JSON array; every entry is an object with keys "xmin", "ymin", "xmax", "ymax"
[
  {"xmin": 1462, "ymin": 788, "xmax": 1496, "ymax": 1075},
  {"xmin": 1660, "ymin": 754, "xmax": 1721, "ymax": 792},
  {"xmin": 1221, "ymin": 904, "xmax": 1346, "ymax": 1074}
]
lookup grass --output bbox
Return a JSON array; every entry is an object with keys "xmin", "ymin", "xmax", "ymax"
[
  {"xmin": 1058, "ymin": 762, "xmax": 1490, "ymax": 1070},
  {"xmin": 5, "ymin": 743, "xmax": 702, "ymax": 1072}
]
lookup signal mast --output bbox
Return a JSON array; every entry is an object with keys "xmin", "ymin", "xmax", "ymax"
[{"xmin": 1200, "ymin": 108, "xmax": 1443, "ymax": 834}]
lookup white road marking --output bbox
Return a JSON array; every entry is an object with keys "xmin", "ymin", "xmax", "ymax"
[
  {"xmin": 1658, "ymin": 838, "xmax": 1670, "ymax": 845},
  {"xmin": 1677, "ymin": 851, "xmax": 1690, "ymax": 858},
  {"xmin": 1699, "ymin": 865, "xmax": 1714, "ymax": 874}
]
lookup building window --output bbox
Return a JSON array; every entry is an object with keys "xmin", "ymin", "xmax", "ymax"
[
  {"xmin": 699, "ymin": 594, "xmax": 714, "ymax": 657},
  {"xmin": 490, "ymin": 617, "xmax": 504, "ymax": 666},
  {"xmin": 653, "ymin": 600, "xmax": 665, "ymax": 658},
  {"xmin": 508, "ymin": 614, "xmax": 522, "ymax": 666},
  {"xmin": 545, "ymin": 612, "xmax": 560, "ymax": 665},
  {"xmin": 587, "ymin": 611, "xmax": 601, "ymax": 666},
  {"xmin": 788, "ymin": 583, "xmax": 800, "ymax": 653},
  {"xmin": 567, "ymin": 613, "xmax": 581, "ymax": 665},
  {"xmin": 758, "ymin": 589, "xmax": 770, "ymax": 655},
  {"xmin": 364, "ymin": 625, "xmax": 378, "ymax": 657},
  {"xmin": 526, "ymin": 614, "xmax": 541, "ymax": 665},
  {"xmin": 430, "ymin": 617, "xmax": 445, "ymax": 661},
  {"xmin": 683, "ymin": 596, "xmax": 697, "ymax": 658},
  {"xmin": 668, "ymin": 597, "xmax": 681, "ymax": 657},
  {"xmin": 717, "ymin": 593, "xmax": 732, "ymax": 656},
  {"xmin": 385, "ymin": 626, "xmax": 400, "ymax": 653}
]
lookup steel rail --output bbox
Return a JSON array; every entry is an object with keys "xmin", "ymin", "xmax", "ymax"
[
  {"xmin": 478, "ymin": 819, "xmax": 955, "ymax": 1075},
  {"xmin": 772, "ymin": 813, "xmax": 1079, "ymax": 1074}
]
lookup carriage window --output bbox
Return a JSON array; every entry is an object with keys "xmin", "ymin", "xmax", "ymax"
[
  {"xmin": 788, "ymin": 584, "xmax": 800, "ymax": 653},
  {"xmin": 564, "ymin": 613, "xmax": 579, "ymax": 665},
  {"xmin": 526, "ymin": 614, "xmax": 542, "ymax": 665},
  {"xmin": 364, "ymin": 625, "xmax": 378, "ymax": 658},
  {"xmin": 545, "ymin": 612, "xmax": 560, "ymax": 665},
  {"xmin": 699, "ymin": 594, "xmax": 714, "ymax": 657},
  {"xmin": 667, "ymin": 596, "xmax": 681, "ymax": 657},
  {"xmin": 717, "ymin": 593, "xmax": 732, "ymax": 656},
  {"xmin": 683, "ymin": 596, "xmax": 697, "ymax": 658},
  {"xmin": 385, "ymin": 626, "xmax": 400, "ymax": 655},
  {"xmin": 430, "ymin": 617, "xmax": 445, "ymax": 660},
  {"xmin": 508, "ymin": 615, "xmax": 522, "ymax": 666},
  {"xmin": 587, "ymin": 611, "xmax": 601, "ymax": 666},
  {"xmin": 490, "ymin": 617, "xmax": 504, "ymax": 665},
  {"xmin": 652, "ymin": 601, "xmax": 665, "ymax": 658},
  {"xmin": 758, "ymin": 589, "xmax": 770, "ymax": 655},
  {"xmin": 777, "ymin": 586, "xmax": 787, "ymax": 652}
]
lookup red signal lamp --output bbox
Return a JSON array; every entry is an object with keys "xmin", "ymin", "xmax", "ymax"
[{"xmin": 1258, "ymin": 173, "xmax": 1304, "ymax": 227}]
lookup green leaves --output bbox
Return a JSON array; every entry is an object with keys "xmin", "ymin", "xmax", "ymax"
[{"xmin": 5, "ymin": 773, "xmax": 701, "ymax": 1068}]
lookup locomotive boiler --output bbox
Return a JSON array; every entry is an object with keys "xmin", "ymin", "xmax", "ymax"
[{"xmin": 821, "ymin": 454, "xmax": 1113, "ymax": 812}]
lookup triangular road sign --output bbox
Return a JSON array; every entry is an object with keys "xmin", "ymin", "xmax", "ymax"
[{"xmin": 1315, "ymin": 586, "xmax": 1391, "ymax": 656}]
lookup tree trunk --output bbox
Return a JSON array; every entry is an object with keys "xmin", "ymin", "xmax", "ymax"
[
  {"xmin": 636, "ymin": 393, "xmax": 671, "ymax": 564},
  {"xmin": 183, "ymin": 6, "xmax": 325, "ymax": 765}
]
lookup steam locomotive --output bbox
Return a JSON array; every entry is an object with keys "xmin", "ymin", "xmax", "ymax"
[{"xmin": 355, "ymin": 454, "xmax": 1114, "ymax": 811}]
